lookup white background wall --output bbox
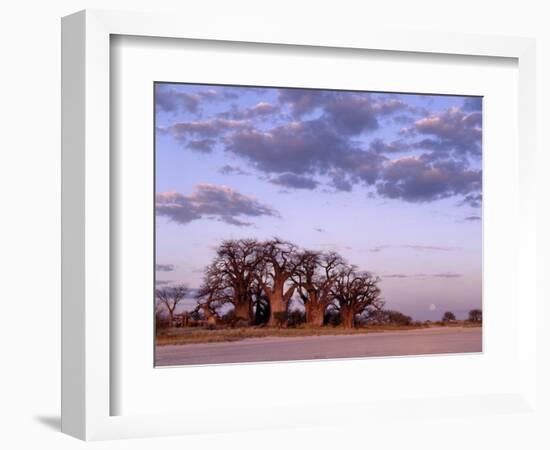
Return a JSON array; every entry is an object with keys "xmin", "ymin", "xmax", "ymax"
[{"xmin": 0, "ymin": 1, "xmax": 548, "ymax": 449}]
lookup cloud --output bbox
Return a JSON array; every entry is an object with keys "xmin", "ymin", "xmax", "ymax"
[
  {"xmin": 169, "ymin": 118, "xmax": 249, "ymax": 142},
  {"xmin": 224, "ymin": 114, "xmax": 481, "ymax": 204},
  {"xmin": 155, "ymin": 86, "xmax": 218, "ymax": 113},
  {"xmin": 314, "ymin": 228, "xmax": 325, "ymax": 233},
  {"xmin": 219, "ymin": 165, "xmax": 250, "ymax": 176},
  {"xmin": 405, "ymin": 245, "xmax": 457, "ymax": 251},
  {"xmin": 278, "ymin": 89, "xmax": 329, "ymax": 117},
  {"xmin": 278, "ymin": 90, "xmax": 410, "ymax": 131},
  {"xmin": 155, "ymin": 280, "xmax": 174, "ymax": 286},
  {"xmin": 330, "ymin": 173, "xmax": 353, "ymax": 192},
  {"xmin": 462, "ymin": 193, "xmax": 483, "ymax": 208},
  {"xmin": 369, "ymin": 138, "xmax": 410, "ymax": 154},
  {"xmin": 324, "ymin": 95, "xmax": 410, "ymax": 136},
  {"xmin": 270, "ymin": 173, "xmax": 319, "ymax": 190},
  {"xmin": 406, "ymin": 106, "xmax": 482, "ymax": 158},
  {"xmin": 464, "ymin": 215, "xmax": 481, "ymax": 221},
  {"xmin": 225, "ymin": 118, "xmax": 386, "ymax": 188},
  {"xmin": 371, "ymin": 244, "xmax": 457, "ymax": 253},
  {"xmin": 187, "ymin": 138, "xmax": 217, "ymax": 153},
  {"xmin": 156, "ymin": 184, "xmax": 278, "ymax": 226},
  {"xmin": 370, "ymin": 246, "xmax": 387, "ymax": 253},
  {"xmin": 156, "ymin": 264, "xmax": 175, "ymax": 272},
  {"xmin": 376, "ymin": 155, "xmax": 481, "ymax": 203},
  {"xmin": 323, "ymin": 95, "xmax": 381, "ymax": 135},
  {"xmin": 382, "ymin": 272, "xmax": 461, "ymax": 279},
  {"xmin": 393, "ymin": 114, "xmax": 418, "ymax": 125},
  {"xmin": 159, "ymin": 85, "xmax": 482, "ymax": 206},
  {"xmin": 157, "ymin": 84, "xmax": 271, "ymax": 114},
  {"xmin": 219, "ymin": 102, "xmax": 279, "ymax": 120}
]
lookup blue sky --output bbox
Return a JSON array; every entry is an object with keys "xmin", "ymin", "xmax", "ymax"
[{"xmin": 155, "ymin": 83, "xmax": 482, "ymax": 321}]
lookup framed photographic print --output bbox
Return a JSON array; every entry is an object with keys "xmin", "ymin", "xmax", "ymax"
[{"xmin": 62, "ymin": 9, "xmax": 538, "ymax": 441}]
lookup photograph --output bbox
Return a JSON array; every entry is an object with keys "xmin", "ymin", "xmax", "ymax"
[{"xmin": 154, "ymin": 82, "xmax": 483, "ymax": 366}]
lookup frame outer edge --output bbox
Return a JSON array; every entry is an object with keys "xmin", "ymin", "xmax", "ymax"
[
  {"xmin": 60, "ymin": 8, "xmax": 539, "ymax": 440},
  {"xmin": 61, "ymin": 10, "xmax": 87, "ymax": 440},
  {"xmin": 517, "ymin": 40, "xmax": 538, "ymax": 408},
  {"xmin": 84, "ymin": 8, "xmax": 112, "ymax": 440}
]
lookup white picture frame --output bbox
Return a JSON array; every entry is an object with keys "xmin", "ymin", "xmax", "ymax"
[{"xmin": 61, "ymin": 9, "xmax": 538, "ymax": 441}]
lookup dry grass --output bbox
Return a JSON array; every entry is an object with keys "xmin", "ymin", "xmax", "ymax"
[{"xmin": 155, "ymin": 323, "xmax": 440, "ymax": 346}]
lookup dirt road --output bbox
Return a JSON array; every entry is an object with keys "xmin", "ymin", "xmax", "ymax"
[{"xmin": 155, "ymin": 326, "xmax": 482, "ymax": 366}]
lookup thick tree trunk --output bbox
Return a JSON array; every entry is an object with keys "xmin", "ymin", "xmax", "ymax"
[
  {"xmin": 341, "ymin": 307, "xmax": 355, "ymax": 328},
  {"xmin": 267, "ymin": 290, "xmax": 286, "ymax": 327},
  {"xmin": 265, "ymin": 277, "xmax": 295, "ymax": 327},
  {"xmin": 233, "ymin": 300, "xmax": 251, "ymax": 323},
  {"xmin": 305, "ymin": 302, "xmax": 325, "ymax": 327}
]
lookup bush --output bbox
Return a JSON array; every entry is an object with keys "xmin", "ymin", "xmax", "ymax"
[
  {"xmin": 368, "ymin": 309, "xmax": 412, "ymax": 326},
  {"xmin": 218, "ymin": 310, "xmax": 236, "ymax": 327},
  {"xmin": 287, "ymin": 309, "xmax": 306, "ymax": 327},
  {"xmin": 324, "ymin": 309, "xmax": 341, "ymax": 327},
  {"xmin": 468, "ymin": 309, "xmax": 482, "ymax": 323},
  {"xmin": 155, "ymin": 312, "xmax": 170, "ymax": 333},
  {"xmin": 273, "ymin": 311, "xmax": 288, "ymax": 327},
  {"xmin": 385, "ymin": 310, "xmax": 412, "ymax": 326},
  {"xmin": 441, "ymin": 311, "xmax": 456, "ymax": 323}
]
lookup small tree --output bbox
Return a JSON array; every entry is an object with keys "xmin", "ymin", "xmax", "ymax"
[
  {"xmin": 156, "ymin": 284, "xmax": 188, "ymax": 328},
  {"xmin": 468, "ymin": 309, "xmax": 482, "ymax": 323},
  {"xmin": 441, "ymin": 311, "xmax": 456, "ymax": 323}
]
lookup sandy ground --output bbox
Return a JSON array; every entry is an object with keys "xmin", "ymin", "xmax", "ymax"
[{"xmin": 155, "ymin": 326, "xmax": 482, "ymax": 366}]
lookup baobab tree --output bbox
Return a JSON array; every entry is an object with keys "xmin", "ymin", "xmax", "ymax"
[
  {"xmin": 293, "ymin": 251, "xmax": 344, "ymax": 327},
  {"xmin": 155, "ymin": 284, "xmax": 189, "ymax": 328},
  {"xmin": 197, "ymin": 239, "xmax": 261, "ymax": 324},
  {"xmin": 196, "ymin": 263, "xmax": 233, "ymax": 311},
  {"xmin": 330, "ymin": 266, "xmax": 383, "ymax": 328},
  {"xmin": 256, "ymin": 239, "xmax": 306, "ymax": 327},
  {"xmin": 193, "ymin": 301, "xmax": 222, "ymax": 328}
]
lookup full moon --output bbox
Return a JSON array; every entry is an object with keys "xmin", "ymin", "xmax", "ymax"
[{"xmin": 429, "ymin": 303, "xmax": 437, "ymax": 311}]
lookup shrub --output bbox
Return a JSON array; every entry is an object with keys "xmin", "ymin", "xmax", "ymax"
[
  {"xmin": 385, "ymin": 310, "xmax": 412, "ymax": 326},
  {"xmin": 468, "ymin": 309, "xmax": 482, "ymax": 323},
  {"xmin": 368, "ymin": 309, "xmax": 412, "ymax": 326},
  {"xmin": 273, "ymin": 311, "xmax": 289, "ymax": 327},
  {"xmin": 441, "ymin": 311, "xmax": 456, "ymax": 323},
  {"xmin": 324, "ymin": 309, "xmax": 341, "ymax": 327},
  {"xmin": 218, "ymin": 310, "xmax": 236, "ymax": 327},
  {"xmin": 155, "ymin": 312, "xmax": 170, "ymax": 333},
  {"xmin": 287, "ymin": 309, "xmax": 306, "ymax": 327}
]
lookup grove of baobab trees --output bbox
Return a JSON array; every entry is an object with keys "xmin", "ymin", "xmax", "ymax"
[{"xmin": 187, "ymin": 238, "xmax": 384, "ymax": 329}]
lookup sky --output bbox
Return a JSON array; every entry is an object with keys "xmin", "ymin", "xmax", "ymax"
[{"xmin": 155, "ymin": 83, "xmax": 482, "ymax": 321}]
